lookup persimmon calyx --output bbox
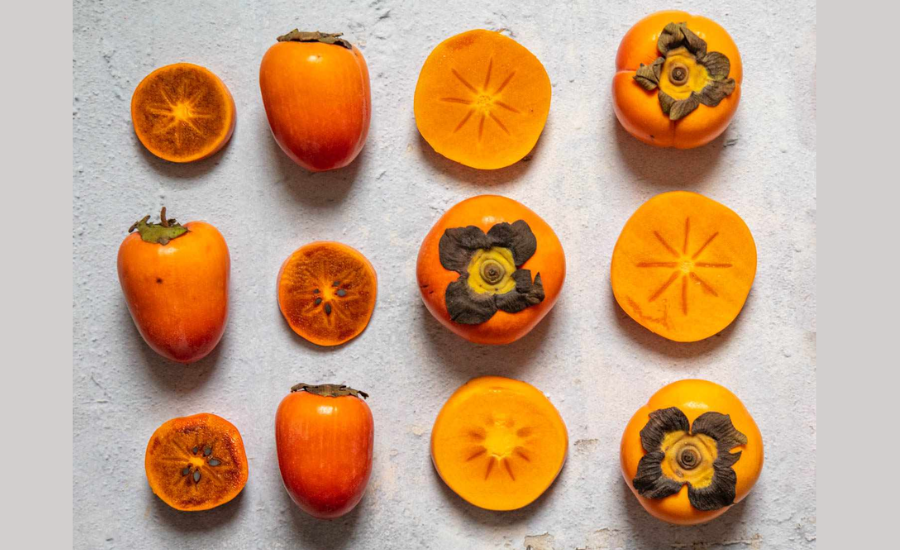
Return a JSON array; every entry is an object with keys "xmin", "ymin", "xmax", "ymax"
[
  {"xmin": 439, "ymin": 220, "xmax": 544, "ymax": 325},
  {"xmin": 291, "ymin": 383, "xmax": 369, "ymax": 399},
  {"xmin": 128, "ymin": 206, "xmax": 188, "ymax": 245},
  {"xmin": 632, "ymin": 22, "xmax": 736, "ymax": 121},
  {"xmin": 277, "ymin": 30, "xmax": 352, "ymax": 50},
  {"xmin": 633, "ymin": 407, "xmax": 748, "ymax": 511}
]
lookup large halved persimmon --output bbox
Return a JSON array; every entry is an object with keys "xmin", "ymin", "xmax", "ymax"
[
  {"xmin": 145, "ymin": 413, "xmax": 248, "ymax": 512},
  {"xmin": 611, "ymin": 191, "xmax": 757, "ymax": 342},
  {"xmin": 132, "ymin": 63, "xmax": 236, "ymax": 163},
  {"xmin": 277, "ymin": 242, "xmax": 377, "ymax": 346},
  {"xmin": 414, "ymin": 30, "xmax": 551, "ymax": 170},
  {"xmin": 431, "ymin": 376, "xmax": 568, "ymax": 511}
]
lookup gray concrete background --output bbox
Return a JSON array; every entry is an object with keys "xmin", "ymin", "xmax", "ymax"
[{"xmin": 73, "ymin": 0, "xmax": 816, "ymax": 548}]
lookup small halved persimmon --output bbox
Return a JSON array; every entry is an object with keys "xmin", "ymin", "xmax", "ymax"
[
  {"xmin": 414, "ymin": 30, "xmax": 551, "ymax": 169},
  {"xmin": 611, "ymin": 191, "xmax": 757, "ymax": 342},
  {"xmin": 431, "ymin": 376, "xmax": 568, "ymax": 511},
  {"xmin": 132, "ymin": 63, "xmax": 236, "ymax": 163},
  {"xmin": 145, "ymin": 413, "xmax": 248, "ymax": 512},
  {"xmin": 277, "ymin": 242, "xmax": 377, "ymax": 346}
]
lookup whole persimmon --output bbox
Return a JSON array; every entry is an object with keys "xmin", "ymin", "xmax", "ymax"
[
  {"xmin": 276, "ymin": 383, "xmax": 374, "ymax": 519},
  {"xmin": 613, "ymin": 11, "xmax": 742, "ymax": 148},
  {"xmin": 621, "ymin": 379, "xmax": 763, "ymax": 525},
  {"xmin": 417, "ymin": 195, "xmax": 565, "ymax": 344},
  {"xmin": 117, "ymin": 207, "xmax": 229, "ymax": 363},
  {"xmin": 260, "ymin": 30, "xmax": 371, "ymax": 171}
]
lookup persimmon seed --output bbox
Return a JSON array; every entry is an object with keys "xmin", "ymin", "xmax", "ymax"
[
  {"xmin": 182, "ymin": 467, "xmax": 190, "ymax": 476},
  {"xmin": 315, "ymin": 297, "xmax": 323, "ymax": 306},
  {"xmin": 193, "ymin": 471, "xmax": 201, "ymax": 483},
  {"xmin": 333, "ymin": 281, "xmax": 340, "ymax": 287},
  {"xmin": 313, "ymin": 289, "xmax": 320, "ymax": 294},
  {"xmin": 209, "ymin": 459, "xmax": 220, "ymax": 467},
  {"xmin": 336, "ymin": 289, "xmax": 347, "ymax": 297},
  {"xmin": 192, "ymin": 446, "xmax": 199, "ymax": 454},
  {"xmin": 204, "ymin": 446, "xmax": 211, "ymax": 456},
  {"xmin": 325, "ymin": 303, "xmax": 333, "ymax": 315}
]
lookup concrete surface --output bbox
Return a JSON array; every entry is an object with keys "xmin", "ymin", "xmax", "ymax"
[{"xmin": 73, "ymin": 0, "xmax": 816, "ymax": 548}]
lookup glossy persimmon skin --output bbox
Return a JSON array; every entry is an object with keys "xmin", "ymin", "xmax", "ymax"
[
  {"xmin": 259, "ymin": 41, "xmax": 371, "ymax": 172},
  {"xmin": 613, "ymin": 11, "xmax": 742, "ymax": 149},
  {"xmin": 275, "ymin": 391, "xmax": 374, "ymax": 519},
  {"xmin": 417, "ymin": 195, "xmax": 565, "ymax": 345},
  {"xmin": 117, "ymin": 221, "xmax": 229, "ymax": 363}
]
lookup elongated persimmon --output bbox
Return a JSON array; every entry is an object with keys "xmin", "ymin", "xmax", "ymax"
[
  {"xmin": 414, "ymin": 30, "xmax": 551, "ymax": 169},
  {"xmin": 145, "ymin": 413, "xmax": 249, "ymax": 512},
  {"xmin": 131, "ymin": 63, "xmax": 235, "ymax": 162},
  {"xmin": 277, "ymin": 242, "xmax": 377, "ymax": 346},
  {"xmin": 611, "ymin": 191, "xmax": 756, "ymax": 342},
  {"xmin": 431, "ymin": 376, "xmax": 568, "ymax": 511},
  {"xmin": 118, "ymin": 207, "xmax": 229, "ymax": 363}
]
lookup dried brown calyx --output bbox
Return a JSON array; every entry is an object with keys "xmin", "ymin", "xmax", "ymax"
[
  {"xmin": 291, "ymin": 383, "xmax": 369, "ymax": 399},
  {"xmin": 276, "ymin": 30, "xmax": 353, "ymax": 50},
  {"xmin": 632, "ymin": 407, "xmax": 748, "ymax": 511},
  {"xmin": 633, "ymin": 22, "xmax": 736, "ymax": 121},
  {"xmin": 439, "ymin": 220, "xmax": 545, "ymax": 325},
  {"xmin": 128, "ymin": 207, "xmax": 188, "ymax": 245}
]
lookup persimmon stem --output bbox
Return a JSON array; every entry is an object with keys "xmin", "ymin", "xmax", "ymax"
[{"xmin": 160, "ymin": 207, "xmax": 169, "ymax": 228}]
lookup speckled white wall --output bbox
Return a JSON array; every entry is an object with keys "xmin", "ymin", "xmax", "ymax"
[{"xmin": 73, "ymin": 0, "xmax": 816, "ymax": 548}]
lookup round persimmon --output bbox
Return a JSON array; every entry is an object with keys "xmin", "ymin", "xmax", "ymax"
[
  {"xmin": 431, "ymin": 376, "xmax": 568, "ymax": 511},
  {"xmin": 118, "ymin": 207, "xmax": 229, "ymax": 363},
  {"xmin": 131, "ymin": 63, "xmax": 236, "ymax": 162},
  {"xmin": 260, "ymin": 31, "xmax": 371, "ymax": 172},
  {"xmin": 145, "ymin": 413, "xmax": 248, "ymax": 512},
  {"xmin": 414, "ymin": 29, "xmax": 551, "ymax": 169},
  {"xmin": 613, "ymin": 11, "xmax": 742, "ymax": 149},
  {"xmin": 277, "ymin": 241, "xmax": 377, "ymax": 346},
  {"xmin": 611, "ymin": 191, "xmax": 756, "ymax": 342},
  {"xmin": 621, "ymin": 379, "xmax": 763, "ymax": 525},
  {"xmin": 417, "ymin": 195, "xmax": 565, "ymax": 345},
  {"xmin": 276, "ymin": 383, "xmax": 374, "ymax": 519}
]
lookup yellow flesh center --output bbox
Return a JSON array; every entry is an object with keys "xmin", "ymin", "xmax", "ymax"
[
  {"xmin": 658, "ymin": 48, "xmax": 710, "ymax": 100},
  {"xmin": 658, "ymin": 431, "xmax": 718, "ymax": 489},
  {"xmin": 467, "ymin": 247, "xmax": 517, "ymax": 294}
]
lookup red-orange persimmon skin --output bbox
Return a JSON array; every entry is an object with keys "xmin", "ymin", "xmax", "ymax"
[
  {"xmin": 117, "ymin": 221, "xmax": 229, "ymax": 363},
  {"xmin": 259, "ymin": 37, "xmax": 371, "ymax": 172},
  {"xmin": 275, "ymin": 387, "xmax": 374, "ymax": 519}
]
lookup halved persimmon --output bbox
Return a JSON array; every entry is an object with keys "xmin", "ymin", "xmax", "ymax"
[
  {"xmin": 277, "ymin": 242, "xmax": 377, "ymax": 346},
  {"xmin": 431, "ymin": 376, "xmax": 568, "ymax": 511},
  {"xmin": 145, "ymin": 413, "xmax": 248, "ymax": 512},
  {"xmin": 414, "ymin": 30, "xmax": 551, "ymax": 170},
  {"xmin": 611, "ymin": 191, "xmax": 757, "ymax": 342},
  {"xmin": 131, "ymin": 63, "xmax": 236, "ymax": 163}
]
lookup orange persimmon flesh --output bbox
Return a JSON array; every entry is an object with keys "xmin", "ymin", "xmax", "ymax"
[
  {"xmin": 277, "ymin": 242, "xmax": 377, "ymax": 346},
  {"xmin": 145, "ymin": 413, "xmax": 248, "ymax": 512},
  {"xmin": 611, "ymin": 191, "xmax": 757, "ymax": 342},
  {"xmin": 431, "ymin": 376, "xmax": 568, "ymax": 511},
  {"xmin": 414, "ymin": 29, "xmax": 551, "ymax": 170},
  {"xmin": 131, "ymin": 63, "xmax": 236, "ymax": 163}
]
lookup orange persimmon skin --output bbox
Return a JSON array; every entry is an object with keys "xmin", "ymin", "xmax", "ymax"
[
  {"xmin": 131, "ymin": 63, "xmax": 236, "ymax": 163},
  {"xmin": 417, "ymin": 195, "xmax": 565, "ymax": 345},
  {"xmin": 259, "ymin": 40, "xmax": 371, "ymax": 172},
  {"xmin": 620, "ymin": 380, "xmax": 763, "ymax": 525},
  {"xmin": 117, "ymin": 221, "xmax": 229, "ymax": 363},
  {"xmin": 613, "ymin": 11, "xmax": 742, "ymax": 149},
  {"xmin": 275, "ymin": 390, "xmax": 374, "ymax": 519}
]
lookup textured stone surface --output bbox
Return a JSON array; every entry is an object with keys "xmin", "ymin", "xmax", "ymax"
[{"xmin": 73, "ymin": 0, "xmax": 816, "ymax": 548}]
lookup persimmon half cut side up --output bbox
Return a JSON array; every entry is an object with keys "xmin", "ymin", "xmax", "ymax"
[
  {"xmin": 431, "ymin": 376, "xmax": 568, "ymax": 511},
  {"xmin": 414, "ymin": 30, "xmax": 551, "ymax": 169},
  {"xmin": 277, "ymin": 242, "xmax": 377, "ymax": 346},
  {"xmin": 131, "ymin": 63, "xmax": 236, "ymax": 163},
  {"xmin": 610, "ymin": 191, "xmax": 756, "ymax": 342},
  {"xmin": 145, "ymin": 413, "xmax": 249, "ymax": 512}
]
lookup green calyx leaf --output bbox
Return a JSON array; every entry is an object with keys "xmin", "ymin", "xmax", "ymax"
[
  {"xmin": 290, "ymin": 383, "xmax": 369, "ymax": 399},
  {"xmin": 276, "ymin": 30, "xmax": 353, "ymax": 50},
  {"xmin": 634, "ymin": 57, "xmax": 664, "ymax": 91},
  {"xmin": 127, "ymin": 207, "xmax": 188, "ymax": 245}
]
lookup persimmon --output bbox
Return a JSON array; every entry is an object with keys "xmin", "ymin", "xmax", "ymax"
[
  {"xmin": 431, "ymin": 376, "xmax": 568, "ymax": 511},
  {"xmin": 613, "ymin": 11, "xmax": 742, "ymax": 149},
  {"xmin": 417, "ymin": 195, "xmax": 565, "ymax": 345},
  {"xmin": 145, "ymin": 413, "xmax": 248, "ymax": 512},
  {"xmin": 414, "ymin": 29, "xmax": 551, "ymax": 169},
  {"xmin": 117, "ymin": 207, "xmax": 229, "ymax": 363},
  {"xmin": 131, "ymin": 63, "xmax": 236, "ymax": 162},
  {"xmin": 276, "ymin": 383, "xmax": 374, "ymax": 519},
  {"xmin": 621, "ymin": 379, "xmax": 763, "ymax": 525},
  {"xmin": 260, "ymin": 31, "xmax": 370, "ymax": 172},
  {"xmin": 611, "ymin": 191, "xmax": 756, "ymax": 342},
  {"xmin": 277, "ymin": 241, "xmax": 377, "ymax": 346}
]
